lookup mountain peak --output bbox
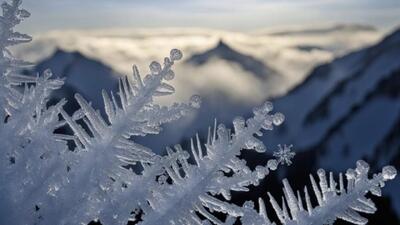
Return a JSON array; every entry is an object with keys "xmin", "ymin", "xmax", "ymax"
[
  {"xmin": 51, "ymin": 48, "xmax": 92, "ymax": 63},
  {"xmin": 186, "ymin": 40, "xmax": 277, "ymax": 79},
  {"xmin": 215, "ymin": 39, "xmax": 230, "ymax": 51}
]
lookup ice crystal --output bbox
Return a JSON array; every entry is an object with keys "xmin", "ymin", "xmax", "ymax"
[
  {"xmin": 242, "ymin": 160, "xmax": 398, "ymax": 225},
  {"xmin": 273, "ymin": 144, "xmax": 295, "ymax": 166},
  {"xmin": 0, "ymin": 1, "xmax": 397, "ymax": 225}
]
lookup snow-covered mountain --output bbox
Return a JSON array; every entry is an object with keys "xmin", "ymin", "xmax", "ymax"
[
  {"xmin": 33, "ymin": 49, "xmax": 119, "ymax": 111},
  {"xmin": 264, "ymin": 27, "xmax": 400, "ymax": 220},
  {"xmin": 186, "ymin": 40, "xmax": 278, "ymax": 80}
]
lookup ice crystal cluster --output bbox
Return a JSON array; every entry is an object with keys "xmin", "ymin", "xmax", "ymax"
[{"xmin": 0, "ymin": 1, "xmax": 397, "ymax": 225}]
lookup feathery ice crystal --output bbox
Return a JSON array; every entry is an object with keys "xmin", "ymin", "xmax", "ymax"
[{"xmin": 0, "ymin": 1, "xmax": 397, "ymax": 225}]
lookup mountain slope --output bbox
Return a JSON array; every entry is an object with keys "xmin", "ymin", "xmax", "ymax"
[
  {"xmin": 266, "ymin": 28, "xmax": 400, "ymax": 149},
  {"xmin": 186, "ymin": 40, "xmax": 277, "ymax": 79},
  {"xmin": 263, "ymin": 28, "xmax": 400, "ymax": 219}
]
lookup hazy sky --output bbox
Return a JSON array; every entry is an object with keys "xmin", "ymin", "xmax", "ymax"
[{"xmin": 19, "ymin": 0, "xmax": 400, "ymax": 33}]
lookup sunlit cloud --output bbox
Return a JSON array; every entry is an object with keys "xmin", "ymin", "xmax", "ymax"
[{"xmin": 13, "ymin": 26, "xmax": 383, "ymax": 105}]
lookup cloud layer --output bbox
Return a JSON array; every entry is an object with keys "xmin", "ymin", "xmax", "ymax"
[{"xmin": 13, "ymin": 26, "xmax": 384, "ymax": 104}]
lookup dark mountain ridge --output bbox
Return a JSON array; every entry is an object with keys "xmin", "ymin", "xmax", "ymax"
[{"xmin": 186, "ymin": 40, "xmax": 277, "ymax": 79}]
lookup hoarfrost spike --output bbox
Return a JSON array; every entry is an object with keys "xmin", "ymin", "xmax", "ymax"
[
  {"xmin": 137, "ymin": 101, "xmax": 288, "ymax": 225},
  {"xmin": 1, "ymin": 2, "xmax": 396, "ymax": 224},
  {"xmin": 257, "ymin": 161, "xmax": 397, "ymax": 225}
]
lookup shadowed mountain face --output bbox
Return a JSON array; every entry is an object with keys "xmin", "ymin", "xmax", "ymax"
[
  {"xmin": 186, "ymin": 40, "xmax": 278, "ymax": 79},
  {"xmin": 34, "ymin": 49, "xmax": 119, "ymax": 112},
  {"xmin": 266, "ymin": 27, "xmax": 400, "ymax": 149},
  {"xmin": 263, "ymin": 28, "xmax": 400, "ymax": 224}
]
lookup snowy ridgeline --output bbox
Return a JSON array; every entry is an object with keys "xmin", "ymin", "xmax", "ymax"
[{"xmin": 0, "ymin": 1, "xmax": 397, "ymax": 225}]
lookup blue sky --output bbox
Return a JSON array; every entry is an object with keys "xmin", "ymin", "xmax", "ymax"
[{"xmin": 20, "ymin": 0, "xmax": 400, "ymax": 32}]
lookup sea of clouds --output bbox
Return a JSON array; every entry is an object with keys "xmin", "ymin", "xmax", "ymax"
[{"xmin": 12, "ymin": 25, "xmax": 383, "ymax": 105}]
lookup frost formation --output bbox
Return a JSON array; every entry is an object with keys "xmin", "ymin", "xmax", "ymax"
[{"xmin": 0, "ymin": 1, "xmax": 397, "ymax": 225}]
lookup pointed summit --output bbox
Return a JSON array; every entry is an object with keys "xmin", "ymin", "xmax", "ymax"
[
  {"xmin": 215, "ymin": 39, "xmax": 231, "ymax": 51},
  {"xmin": 186, "ymin": 40, "xmax": 277, "ymax": 79}
]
